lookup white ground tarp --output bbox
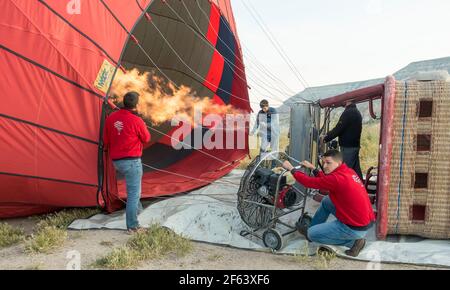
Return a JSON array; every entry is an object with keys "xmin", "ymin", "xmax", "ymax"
[{"xmin": 69, "ymin": 170, "xmax": 450, "ymax": 268}]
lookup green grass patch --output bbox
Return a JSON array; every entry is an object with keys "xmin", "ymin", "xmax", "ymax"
[
  {"xmin": 95, "ymin": 246, "xmax": 140, "ymax": 270},
  {"xmin": 94, "ymin": 224, "xmax": 193, "ymax": 269},
  {"xmin": 36, "ymin": 208, "xmax": 101, "ymax": 231},
  {"xmin": 25, "ymin": 226, "xmax": 67, "ymax": 254},
  {"xmin": 0, "ymin": 223, "xmax": 25, "ymax": 248},
  {"xmin": 24, "ymin": 208, "xmax": 100, "ymax": 254}
]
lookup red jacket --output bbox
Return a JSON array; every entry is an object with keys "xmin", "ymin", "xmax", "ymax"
[
  {"xmin": 293, "ymin": 164, "xmax": 375, "ymax": 227},
  {"xmin": 103, "ymin": 109, "xmax": 151, "ymax": 161}
]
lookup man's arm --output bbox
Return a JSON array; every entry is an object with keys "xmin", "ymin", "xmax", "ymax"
[
  {"xmin": 292, "ymin": 171, "xmax": 336, "ymax": 191},
  {"xmin": 314, "ymin": 170, "xmax": 326, "ymax": 177},
  {"xmin": 324, "ymin": 110, "xmax": 350, "ymax": 143},
  {"xmin": 270, "ymin": 109, "xmax": 280, "ymax": 137},
  {"xmin": 137, "ymin": 119, "xmax": 151, "ymax": 144},
  {"xmin": 250, "ymin": 113, "xmax": 260, "ymax": 135},
  {"xmin": 283, "ymin": 160, "xmax": 331, "ymax": 189}
]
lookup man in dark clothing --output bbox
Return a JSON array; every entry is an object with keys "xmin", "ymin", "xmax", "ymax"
[
  {"xmin": 322, "ymin": 101, "xmax": 363, "ymax": 180},
  {"xmin": 104, "ymin": 92, "xmax": 151, "ymax": 233}
]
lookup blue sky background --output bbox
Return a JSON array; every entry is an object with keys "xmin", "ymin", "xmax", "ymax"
[{"xmin": 232, "ymin": 0, "xmax": 450, "ymax": 108}]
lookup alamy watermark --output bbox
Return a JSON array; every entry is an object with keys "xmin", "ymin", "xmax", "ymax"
[
  {"xmin": 66, "ymin": 250, "xmax": 81, "ymax": 270},
  {"xmin": 169, "ymin": 110, "xmax": 250, "ymax": 151},
  {"xmin": 66, "ymin": 0, "xmax": 81, "ymax": 15},
  {"xmin": 160, "ymin": 108, "xmax": 279, "ymax": 152}
]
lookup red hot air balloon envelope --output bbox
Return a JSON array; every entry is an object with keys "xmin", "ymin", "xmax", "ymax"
[{"xmin": 0, "ymin": 0, "xmax": 250, "ymax": 218}]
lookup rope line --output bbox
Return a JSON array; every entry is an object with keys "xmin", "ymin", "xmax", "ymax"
[{"xmin": 395, "ymin": 82, "xmax": 408, "ymax": 234}]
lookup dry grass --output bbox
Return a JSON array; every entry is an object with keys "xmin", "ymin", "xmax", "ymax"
[
  {"xmin": 25, "ymin": 226, "xmax": 67, "ymax": 254},
  {"xmin": 359, "ymin": 122, "xmax": 380, "ymax": 173},
  {"xmin": 25, "ymin": 263, "xmax": 44, "ymax": 270},
  {"xmin": 35, "ymin": 208, "xmax": 101, "ymax": 231},
  {"xmin": 315, "ymin": 248, "xmax": 337, "ymax": 269},
  {"xmin": 0, "ymin": 223, "xmax": 25, "ymax": 249},
  {"xmin": 23, "ymin": 208, "xmax": 100, "ymax": 255},
  {"xmin": 95, "ymin": 246, "xmax": 139, "ymax": 269},
  {"xmin": 100, "ymin": 241, "xmax": 114, "ymax": 247},
  {"xmin": 94, "ymin": 224, "xmax": 193, "ymax": 269},
  {"xmin": 293, "ymin": 244, "xmax": 337, "ymax": 269},
  {"xmin": 293, "ymin": 243, "xmax": 314, "ymax": 264},
  {"xmin": 207, "ymin": 254, "xmax": 224, "ymax": 262}
]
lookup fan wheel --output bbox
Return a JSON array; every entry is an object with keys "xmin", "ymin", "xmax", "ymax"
[{"xmin": 263, "ymin": 229, "xmax": 284, "ymax": 251}]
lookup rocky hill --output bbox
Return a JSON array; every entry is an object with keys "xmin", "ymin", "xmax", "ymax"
[{"xmin": 278, "ymin": 56, "xmax": 450, "ymax": 125}]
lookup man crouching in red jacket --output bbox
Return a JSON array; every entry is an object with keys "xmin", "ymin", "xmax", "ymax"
[
  {"xmin": 104, "ymin": 92, "xmax": 151, "ymax": 233},
  {"xmin": 283, "ymin": 150, "xmax": 375, "ymax": 257}
]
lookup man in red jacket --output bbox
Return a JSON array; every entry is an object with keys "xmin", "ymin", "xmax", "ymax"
[
  {"xmin": 104, "ymin": 92, "xmax": 151, "ymax": 233},
  {"xmin": 283, "ymin": 150, "xmax": 375, "ymax": 257}
]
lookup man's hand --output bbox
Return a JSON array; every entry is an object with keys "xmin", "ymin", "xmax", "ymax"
[
  {"xmin": 300, "ymin": 161, "xmax": 315, "ymax": 170},
  {"xmin": 319, "ymin": 134, "xmax": 326, "ymax": 145},
  {"xmin": 282, "ymin": 161, "xmax": 294, "ymax": 171}
]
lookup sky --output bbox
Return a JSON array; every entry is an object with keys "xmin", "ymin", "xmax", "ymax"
[{"xmin": 231, "ymin": 0, "xmax": 450, "ymax": 109}]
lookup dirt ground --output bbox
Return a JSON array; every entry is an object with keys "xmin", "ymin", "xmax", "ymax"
[{"xmin": 0, "ymin": 217, "xmax": 440, "ymax": 270}]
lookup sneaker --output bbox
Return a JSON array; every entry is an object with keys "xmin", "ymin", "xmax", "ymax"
[
  {"xmin": 296, "ymin": 214, "xmax": 312, "ymax": 242},
  {"xmin": 345, "ymin": 239, "xmax": 366, "ymax": 257},
  {"xmin": 313, "ymin": 194, "xmax": 324, "ymax": 203},
  {"xmin": 126, "ymin": 227, "xmax": 146, "ymax": 235},
  {"xmin": 296, "ymin": 220, "xmax": 308, "ymax": 236}
]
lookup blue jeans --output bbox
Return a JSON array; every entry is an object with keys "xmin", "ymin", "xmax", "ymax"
[
  {"xmin": 308, "ymin": 196, "xmax": 368, "ymax": 248},
  {"xmin": 113, "ymin": 159, "xmax": 143, "ymax": 230}
]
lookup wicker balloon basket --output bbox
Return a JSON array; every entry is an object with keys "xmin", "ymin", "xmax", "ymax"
[{"xmin": 387, "ymin": 80, "xmax": 450, "ymax": 239}]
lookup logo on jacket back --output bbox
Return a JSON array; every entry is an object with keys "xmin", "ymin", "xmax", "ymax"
[
  {"xmin": 353, "ymin": 175, "xmax": 364, "ymax": 187},
  {"xmin": 114, "ymin": 121, "xmax": 124, "ymax": 135}
]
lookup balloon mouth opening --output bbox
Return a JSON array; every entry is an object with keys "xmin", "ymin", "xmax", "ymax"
[{"xmin": 107, "ymin": 0, "xmax": 249, "ymax": 173}]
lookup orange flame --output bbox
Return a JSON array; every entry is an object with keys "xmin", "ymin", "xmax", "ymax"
[{"xmin": 111, "ymin": 69, "xmax": 241, "ymax": 125}]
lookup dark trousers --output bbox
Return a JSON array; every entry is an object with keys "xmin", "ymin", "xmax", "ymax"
[{"xmin": 341, "ymin": 147, "xmax": 363, "ymax": 181}]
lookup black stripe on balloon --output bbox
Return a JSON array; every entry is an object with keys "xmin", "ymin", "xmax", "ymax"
[
  {"xmin": 38, "ymin": 0, "xmax": 119, "ymax": 67},
  {"xmin": 0, "ymin": 113, "xmax": 99, "ymax": 145},
  {"xmin": 215, "ymin": 16, "xmax": 237, "ymax": 104},
  {"xmin": 99, "ymin": 0, "xmax": 128, "ymax": 33},
  {"xmin": 0, "ymin": 44, "xmax": 105, "ymax": 101},
  {"xmin": 0, "ymin": 171, "xmax": 98, "ymax": 188}
]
